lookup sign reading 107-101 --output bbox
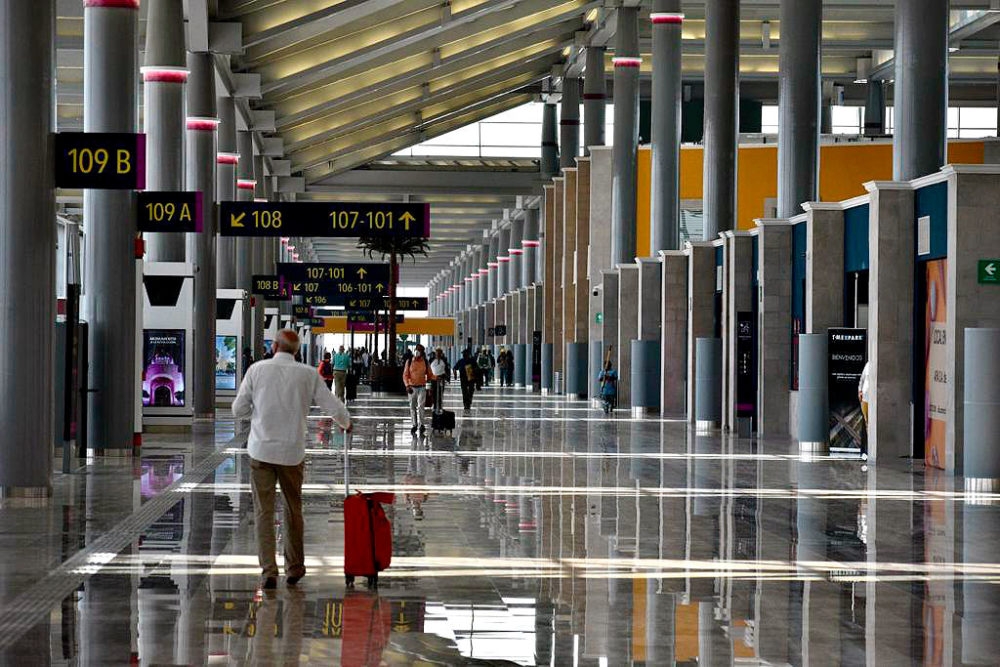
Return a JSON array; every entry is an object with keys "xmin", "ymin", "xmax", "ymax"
[
  {"xmin": 55, "ymin": 133, "xmax": 146, "ymax": 190},
  {"xmin": 219, "ymin": 201, "xmax": 430, "ymax": 238}
]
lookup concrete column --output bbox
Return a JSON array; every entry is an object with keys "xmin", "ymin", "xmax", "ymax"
[
  {"xmin": 610, "ymin": 7, "xmax": 641, "ymax": 265},
  {"xmin": 509, "ymin": 216, "xmax": 524, "ymax": 290},
  {"xmin": 893, "ymin": 0, "xmax": 949, "ymax": 181},
  {"xmin": 478, "ymin": 240, "xmax": 489, "ymax": 305},
  {"xmin": 650, "ymin": 2, "xmax": 684, "ymax": 252},
  {"xmin": 660, "ymin": 251, "xmax": 688, "ymax": 417},
  {"xmin": 686, "ymin": 244, "xmax": 716, "ymax": 423},
  {"xmin": 703, "ymin": 0, "xmax": 740, "ymax": 239},
  {"xmin": 487, "ymin": 230, "xmax": 499, "ymax": 301},
  {"xmin": 756, "ymin": 220, "xmax": 794, "ymax": 437},
  {"xmin": 617, "ymin": 265, "xmax": 640, "ymax": 408},
  {"xmin": 186, "ymin": 52, "xmax": 218, "ymax": 417},
  {"xmin": 522, "ymin": 207, "xmax": 540, "ymax": 286},
  {"xmin": 83, "ymin": 0, "xmax": 139, "ymax": 451},
  {"xmin": 589, "ymin": 147, "xmax": 614, "ymax": 346},
  {"xmin": 541, "ymin": 102, "xmax": 559, "ymax": 178},
  {"xmin": 723, "ymin": 232, "xmax": 754, "ymax": 430},
  {"xmin": 236, "ymin": 130, "xmax": 256, "ymax": 358},
  {"xmin": 583, "ymin": 47, "xmax": 606, "ymax": 155},
  {"xmin": 550, "ymin": 179, "xmax": 565, "ymax": 375},
  {"xmin": 864, "ymin": 80, "xmax": 886, "ymax": 137},
  {"xmin": 216, "ymin": 95, "xmax": 238, "ymax": 288},
  {"xmin": 251, "ymin": 156, "xmax": 266, "ymax": 358},
  {"xmin": 866, "ymin": 182, "xmax": 915, "ymax": 461},
  {"xmin": 142, "ymin": 0, "xmax": 187, "ymax": 262},
  {"xmin": 560, "ymin": 77, "xmax": 581, "ymax": 169},
  {"xmin": 804, "ymin": 203, "xmax": 845, "ymax": 334},
  {"xmin": 777, "ymin": 0, "xmax": 821, "ymax": 218},
  {"xmin": 0, "ymin": 0, "xmax": 55, "ymax": 494},
  {"xmin": 497, "ymin": 227, "xmax": 511, "ymax": 297}
]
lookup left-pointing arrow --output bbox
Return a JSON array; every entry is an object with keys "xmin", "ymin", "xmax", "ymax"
[{"xmin": 231, "ymin": 212, "xmax": 246, "ymax": 228}]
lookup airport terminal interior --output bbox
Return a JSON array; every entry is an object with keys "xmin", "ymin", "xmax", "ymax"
[{"xmin": 2, "ymin": 0, "xmax": 1000, "ymax": 664}]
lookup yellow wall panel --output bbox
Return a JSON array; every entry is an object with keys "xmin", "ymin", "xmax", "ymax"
[{"xmin": 636, "ymin": 147, "xmax": 652, "ymax": 259}]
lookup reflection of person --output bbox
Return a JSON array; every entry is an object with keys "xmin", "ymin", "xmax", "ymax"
[
  {"xmin": 333, "ymin": 345, "xmax": 351, "ymax": 401},
  {"xmin": 242, "ymin": 347, "xmax": 254, "ymax": 373},
  {"xmin": 453, "ymin": 349, "xmax": 477, "ymax": 411},
  {"xmin": 232, "ymin": 329, "xmax": 352, "ymax": 589},
  {"xmin": 858, "ymin": 361, "xmax": 870, "ymax": 461},
  {"xmin": 403, "ymin": 344, "xmax": 436, "ymax": 435}
]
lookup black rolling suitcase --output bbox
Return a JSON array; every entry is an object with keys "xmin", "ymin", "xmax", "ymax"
[
  {"xmin": 346, "ymin": 372, "xmax": 358, "ymax": 402},
  {"xmin": 431, "ymin": 380, "xmax": 455, "ymax": 434}
]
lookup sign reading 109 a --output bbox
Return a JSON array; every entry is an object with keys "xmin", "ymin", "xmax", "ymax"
[
  {"xmin": 137, "ymin": 191, "xmax": 203, "ymax": 233},
  {"xmin": 55, "ymin": 133, "xmax": 146, "ymax": 190}
]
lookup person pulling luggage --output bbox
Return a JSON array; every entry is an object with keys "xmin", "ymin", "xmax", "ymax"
[
  {"xmin": 453, "ymin": 348, "xmax": 478, "ymax": 411},
  {"xmin": 403, "ymin": 344, "xmax": 436, "ymax": 435},
  {"xmin": 318, "ymin": 352, "xmax": 335, "ymax": 390}
]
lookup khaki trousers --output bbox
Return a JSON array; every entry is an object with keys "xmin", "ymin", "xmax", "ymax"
[
  {"xmin": 333, "ymin": 370, "xmax": 347, "ymax": 402},
  {"xmin": 250, "ymin": 458, "xmax": 306, "ymax": 580}
]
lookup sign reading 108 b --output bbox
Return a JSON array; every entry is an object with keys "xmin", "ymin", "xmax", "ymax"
[{"xmin": 55, "ymin": 133, "xmax": 146, "ymax": 190}]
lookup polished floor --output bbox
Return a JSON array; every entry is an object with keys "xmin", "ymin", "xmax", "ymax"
[{"xmin": 1, "ymin": 384, "xmax": 999, "ymax": 666}]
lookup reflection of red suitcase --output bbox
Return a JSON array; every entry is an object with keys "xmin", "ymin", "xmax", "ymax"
[
  {"xmin": 340, "ymin": 592, "xmax": 392, "ymax": 667},
  {"xmin": 344, "ymin": 492, "xmax": 394, "ymax": 588}
]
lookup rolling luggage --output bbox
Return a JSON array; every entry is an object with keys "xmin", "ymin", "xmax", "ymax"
[
  {"xmin": 343, "ymin": 433, "xmax": 393, "ymax": 588},
  {"xmin": 346, "ymin": 372, "xmax": 359, "ymax": 402},
  {"xmin": 432, "ymin": 409, "xmax": 456, "ymax": 433}
]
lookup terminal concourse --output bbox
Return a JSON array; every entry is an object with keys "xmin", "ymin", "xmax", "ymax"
[{"xmin": 1, "ymin": 0, "xmax": 1000, "ymax": 665}]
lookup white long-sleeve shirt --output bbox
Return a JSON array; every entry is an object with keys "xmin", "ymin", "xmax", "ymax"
[{"xmin": 232, "ymin": 352, "xmax": 352, "ymax": 465}]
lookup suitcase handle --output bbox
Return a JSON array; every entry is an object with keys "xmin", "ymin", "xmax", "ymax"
[{"xmin": 343, "ymin": 430, "xmax": 351, "ymax": 495}]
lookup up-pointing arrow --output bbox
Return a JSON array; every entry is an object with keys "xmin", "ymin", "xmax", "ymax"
[{"xmin": 357, "ymin": 267, "xmax": 367, "ymax": 279}]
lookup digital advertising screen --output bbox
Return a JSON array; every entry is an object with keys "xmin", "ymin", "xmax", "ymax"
[
  {"xmin": 142, "ymin": 329, "xmax": 186, "ymax": 407},
  {"xmin": 216, "ymin": 335, "xmax": 238, "ymax": 390}
]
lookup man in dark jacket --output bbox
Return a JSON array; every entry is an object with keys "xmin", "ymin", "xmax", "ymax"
[{"xmin": 453, "ymin": 349, "xmax": 478, "ymax": 411}]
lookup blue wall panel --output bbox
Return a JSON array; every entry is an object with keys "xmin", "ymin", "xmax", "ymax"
[{"xmin": 844, "ymin": 204, "xmax": 870, "ymax": 273}]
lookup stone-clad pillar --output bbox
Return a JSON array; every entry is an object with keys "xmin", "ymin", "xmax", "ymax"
[
  {"xmin": 650, "ymin": 2, "xmax": 684, "ymax": 252},
  {"xmin": 723, "ymin": 232, "xmax": 754, "ymax": 429},
  {"xmin": 83, "ymin": 0, "xmax": 139, "ymax": 451},
  {"xmin": 216, "ymin": 96, "xmax": 238, "ymax": 288},
  {"xmin": 573, "ymin": 158, "xmax": 591, "ymax": 343},
  {"xmin": 583, "ymin": 47, "xmax": 606, "ymax": 155},
  {"xmin": 686, "ymin": 243, "xmax": 716, "ymax": 423},
  {"xmin": 864, "ymin": 81, "xmax": 886, "ymax": 137},
  {"xmin": 542, "ymin": 102, "xmax": 559, "ymax": 178},
  {"xmin": 660, "ymin": 251, "xmax": 688, "ymax": 417},
  {"xmin": 610, "ymin": 7, "xmax": 641, "ymax": 265},
  {"xmin": 703, "ymin": 0, "xmax": 739, "ymax": 239},
  {"xmin": 804, "ymin": 203, "xmax": 845, "ymax": 334},
  {"xmin": 756, "ymin": 220, "xmax": 794, "ymax": 437},
  {"xmin": 143, "ymin": 0, "xmax": 187, "ymax": 262},
  {"xmin": 560, "ymin": 77, "xmax": 581, "ymax": 169},
  {"xmin": 617, "ymin": 264, "xmax": 640, "ymax": 408},
  {"xmin": 562, "ymin": 168, "xmax": 578, "ymax": 349},
  {"xmin": 777, "ymin": 0, "xmax": 821, "ymax": 218},
  {"xmin": 893, "ymin": 0, "xmax": 949, "ymax": 181},
  {"xmin": 0, "ymin": 0, "xmax": 56, "ymax": 493},
  {"xmin": 186, "ymin": 52, "xmax": 218, "ymax": 417},
  {"xmin": 551, "ymin": 178, "xmax": 566, "ymax": 377}
]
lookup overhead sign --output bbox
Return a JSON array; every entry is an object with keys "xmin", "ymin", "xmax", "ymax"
[
  {"xmin": 250, "ymin": 275, "xmax": 290, "ymax": 300},
  {"xmin": 978, "ymin": 259, "xmax": 1000, "ymax": 285},
  {"xmin": 55, "ymin": 132, "xmax": 146, "ymax": 190},
  {"xmin": 292, "ymin": 305, "xmax": 313, "ymax": 319},
  {"xmin": 347, "ymin": 312, "xmax": 404, "ymax": 325},
  {"xmin": 277, "ymin": 262, "xmax": 392, "ymax": 298},
  {"xmin": 302, "ymin": 318, "xmax": 325, "ymax": 328},
  {"xmin": 344, "ymin": 296, "xmax": 428, "ymax": 311},
  {"xmin": 137, "ymin": 191, "xmax": 203, "ymax": 233},
  {"xmin": 219, "ymin": 201, "xmax": 430, "ymax": 238}
]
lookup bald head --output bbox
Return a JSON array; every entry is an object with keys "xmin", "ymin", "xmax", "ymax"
[{"xmin": 274, "ymin": 329, "xmax": 300, "ymax": 355}]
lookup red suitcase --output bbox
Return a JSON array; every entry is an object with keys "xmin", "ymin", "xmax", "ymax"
[{"xmin": 342, "ymin": 433, "xmax": 394, "ymax": 588}]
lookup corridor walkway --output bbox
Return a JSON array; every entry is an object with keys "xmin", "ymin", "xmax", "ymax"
[{"xmin": 0, "ymin": 385, "xmax": 996, "ymax": 665}]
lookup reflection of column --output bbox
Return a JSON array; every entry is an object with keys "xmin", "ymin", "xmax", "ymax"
[
  {"xmin": 962, "ymin": 504, "xmax": 1000, "ymax": 663},
  {"xmin": 80, "ymin": 573, "xmax": 135, "ymax": 665},
  {"xmin": 138, "ymin": 580, "xmax": 180, "ymax": 663},
  {"xmin": 83, "ymin": 0, "xmax": 139, "ymax": 452},
  {"xmin": 186, "ymin": 52, "xmax": 218, "ymax": 417}
]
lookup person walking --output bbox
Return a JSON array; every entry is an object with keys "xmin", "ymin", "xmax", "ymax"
[
  {"xmin": 504, "ymin": 348, "xmax": 515, "ymax": 387},
  {"xmin": 430, "ymin": 347, "xmax": 450, "ymax": 414},
  {"xmin": 232, "ymin": 329, "xmax": 352, "ymax": 590},
  {"xmin": 454, "ymin": 348, "xmax": 478, "ymax": 411},
  {"xmin": 598, "ymin": 360, "xmax": 618, "ymax": 414},
  {"xmin": 332, "ymin": 345, "xmax": 351, "ymax": 402},
  {"xmin": 318, "ymin": 352, "xmax": 335, "ymax": 390},
  {"xmin": 403, "ymin": 344, "xmax": 436, "ymax": 435},
  {"xmin": 477, "ymin": 348, "xmax": 491, "ymax": 388},
  {"xmin": 858, "ymin": 361, "xmax": 870, "ymax": 461},
  {"xmin": 496, "ymin": 348, "xmax": 508, "ymax": 387}
]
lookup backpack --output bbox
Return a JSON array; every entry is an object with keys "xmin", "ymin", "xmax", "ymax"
[{"xmin": 319, "ymin": 360, "xmax": 333, "ymax": 379}]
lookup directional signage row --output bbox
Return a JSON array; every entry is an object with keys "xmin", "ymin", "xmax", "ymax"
[
  {"xmin": 220, "ymin": 201, "xmax": 430, "ymax": 238},
  {"xmin": 292, "ymin": 305, "xmax": 314, "ymax": 319},
  {"xmin": 344, "ymin": 296, "xmax": 428, "ymax": 311},
  {"xmin": 277, "ymin": 263, "xmax": 392, "ymax": 298},
  {"xmin": 347, "ymin": 312, "xmax": 405, "ymax": 325}
]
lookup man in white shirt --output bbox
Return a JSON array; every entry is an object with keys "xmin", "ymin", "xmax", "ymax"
[{"xmin": 233, "ymin": 329, "xmax": 352, "ymax": 589}]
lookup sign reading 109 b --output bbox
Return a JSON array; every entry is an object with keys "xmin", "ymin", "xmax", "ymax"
[
  {"xmin": 219, "ymin": 201, "xmax": 430, "ymax": 238},
  {"xmin": 55, "ymin": 133, "xmax": 146, "ymax": 190}
]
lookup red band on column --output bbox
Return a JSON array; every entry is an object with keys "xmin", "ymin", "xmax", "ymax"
[
  {"xmin": 217, "ymin": 153, "xmax": 239, "ymax": 165},
  {"xmin": 142, "ymin": 68, "xmax": 188, "ymax": 83},
  {"xmin": 612, "ymin": 57, "xmax": 643, "ymax": 68},
  {"xmin": 84, "ymin": 0, "xmax": 140, "ymax": 8},
  {"xmin": 187, "ymin": 118, "xmax": 220, "ymax": 131},
  {"xmin": 237, "ymin": 179, "xmax": 256, "ymax": 190},
  {"xmin": 522, "ymin": 240, "xmax": 541, "ymax": 248},
  {"xmin": 510, "ymin": 248, "xmax": 525, "ymax": 255},
  {"xmin": 650, "ymin": 13, "xmax": 684, "ymax": 24}
]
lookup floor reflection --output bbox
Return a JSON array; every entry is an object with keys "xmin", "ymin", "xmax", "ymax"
[{"xmin": 2, "ymin": 387, "xmax": 1000, "ymax": 664}]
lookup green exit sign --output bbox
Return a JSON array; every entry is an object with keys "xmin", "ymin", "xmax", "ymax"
[
  {"xmin": 979, "ymin": 260, "xmax": 1000, "ymax": 285},
  {"xmin": 595, "ymin": 312, "xmax": 604, "ymax": 324}
]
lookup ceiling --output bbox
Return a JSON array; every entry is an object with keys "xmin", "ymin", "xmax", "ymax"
[{"xmin": 54, "ymin": 0, "xmax": 1000, "ymax": 288}]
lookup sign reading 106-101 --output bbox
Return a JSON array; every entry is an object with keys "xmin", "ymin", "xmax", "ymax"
[
  {"xmin": 219, "ymin": 201, "xmax": 430, "ymax": 238},
  {"xmin": 55, "ymin": 133, "xmax": 146, "ymax": 190}
]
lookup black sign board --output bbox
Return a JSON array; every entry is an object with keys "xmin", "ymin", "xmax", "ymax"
[
  {"xmin": 219, "ymin": 201, "xmax": 430, "ymax": 238},
  {"xmin": 828, "ymin": 328, "xmax": 867, "ymax": 450},
  {"xmin": 494, "ymin": 325, "xmax": 508, "ymax": 337},
  {"xmin": 55, "ymin": 132, "xmax": 146, "ymax": 190},
  {"xmin": 347, "ymin": 312, "xmax": 405, "ymax": 325},
  {"xmin": 735, "ymin": 312, "xmax": 756, "ymax": 419},
  {"xmin": 532, "ymin": 331, "xmax": 542, "ymax": 383},
  {"xmin": 251, "ymin": 275, "xmax": 290, "ymax": 300},
  {"xmin": 292, "ymin": 305, "xmax": 313, "ymax": 319},
  {"xmin": 303, "ymin": 318, "xmax": 326, "ymax": 328},
  {"xmin": 487, "ymin": 327, "xmax": 494, "ymax": 337},
  {"xmin": 344, "ymin": 296, "xmax": 428, "ymax": 311},
  {"xmin": 277, "ymin": 262, "xmax": 392, "ymax": 298},
  {"xmin": 137, "ymin": 191, "xmax": 203, "ymax": 233}
]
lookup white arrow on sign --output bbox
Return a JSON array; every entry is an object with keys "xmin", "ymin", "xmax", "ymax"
[{"xmin": 987, "ymin": 262, "xmax": 997, "ymax": 277}]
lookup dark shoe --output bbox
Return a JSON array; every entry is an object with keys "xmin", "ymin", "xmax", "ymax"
[
  {"xmin": 419, "ymin": 425, "xmax": 426, "ymax": 435},
  {"xmin": 287, "ymin": 573, "xmax": 304, "ymax": 586},
  {"xmin": 262, "ymin": 577, "xmax": 277, "ymax": 590},
  {"xmin": 410, "ymin": 425, "xmax": 418, "ymax": 434}
]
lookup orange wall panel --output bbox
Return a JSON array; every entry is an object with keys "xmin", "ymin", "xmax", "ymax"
[{"xmin": 636, "ymin": 147, "xmax": 652, "ymax": 258}]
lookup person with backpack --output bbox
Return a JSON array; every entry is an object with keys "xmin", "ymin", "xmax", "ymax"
[
  {"xmin": 476, "ymin": 348, "xmax": 491, "ymax": 388},
  {"xmin": 496, "ymin": 347, "xmax": 509, "ymax": 387},
  {"xmin": 453, "ymin": 348, "xmax": 478, "ymax": 411},
  {"xmin": 318, "ymin": 352, "xmax": 335, "ymax": 391},
  {"xmin": 402, "ymin": 344, "xmax": 436, "ymax": 435},
  {"xmin": 598, "ymin": 360, "xmax": 618, "ymax": 414}
]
